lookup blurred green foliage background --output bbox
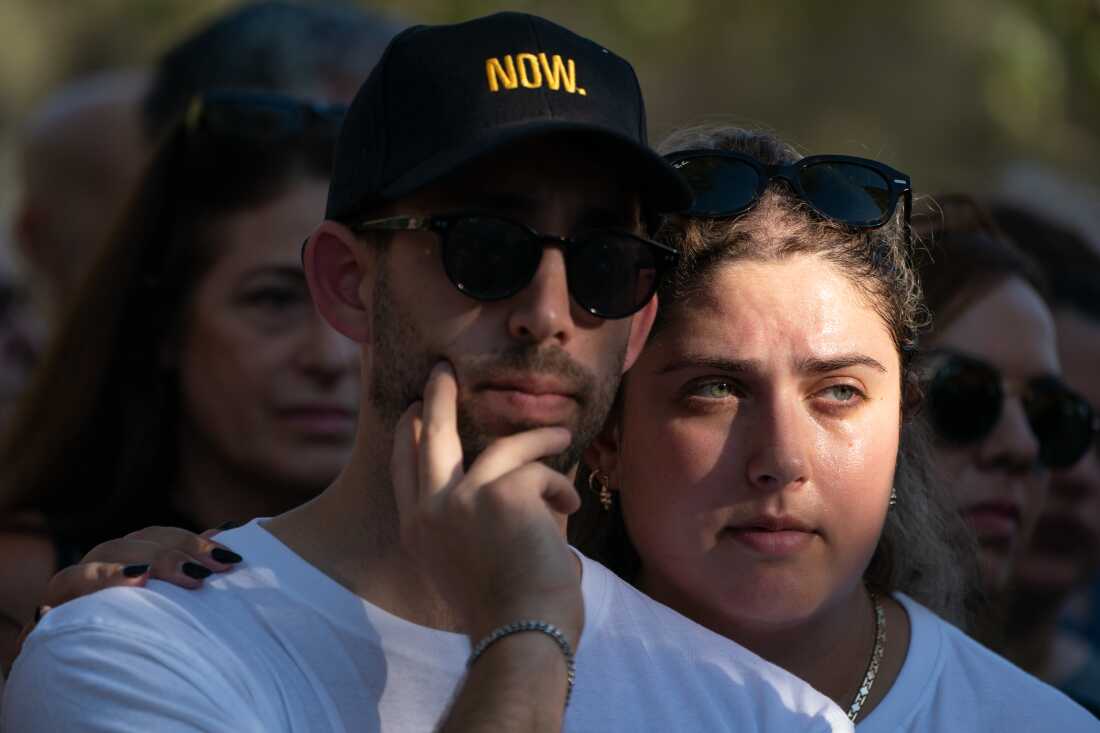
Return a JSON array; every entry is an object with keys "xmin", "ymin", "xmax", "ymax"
[{"xmin": 0, "ymin": 0, "xmax": 1097, "ymax": 209}]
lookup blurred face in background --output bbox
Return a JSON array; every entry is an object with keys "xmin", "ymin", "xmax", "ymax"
[
  {"xmin": 178, "ymin": 178, "xmax": 359, "ymax": 500},
  {"xmin": 926, "ymin": 276, "xmax": 1059, "ymax": 592},
  {"xmin": 607, "ymin": 255, "xmax": 901, "ymax": 634},
  {"xmin": 1013, "ymin": 308, "xmax": 1100, "ymax": 598},
  {"xmin": 14, "ymin": 71, "xmax": 149, "ymax": 307}
]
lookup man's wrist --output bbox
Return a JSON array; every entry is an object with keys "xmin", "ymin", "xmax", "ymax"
[
  {"xmin": 467, "ymin": 620, "xmax": 576, "ymax": 708},
  {"xmin": 468, "ymin": 596, "xmax": 583, "ymax": 651}
]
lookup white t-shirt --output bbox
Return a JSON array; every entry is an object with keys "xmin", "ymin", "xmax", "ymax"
[
  {"xmin": 3, "ymin": 520, "xmax": 852, "ymax": 732},
  {"xmin": 858, "ymin": 593, "xmax": 1099, "ymax": 731}
]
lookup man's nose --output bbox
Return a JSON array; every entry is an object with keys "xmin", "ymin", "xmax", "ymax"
[{"xmin": 506, "ymin": 247, "xmax": 576, "ymax": 347}]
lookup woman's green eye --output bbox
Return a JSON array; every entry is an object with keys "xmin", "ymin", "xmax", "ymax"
[{"xmin": 823, "ymin": 385, "xmax": 859, "ymax": 402}]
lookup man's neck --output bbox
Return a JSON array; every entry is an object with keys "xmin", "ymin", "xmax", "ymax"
[{"xmin": 263, "ymin": 417, "xmax": 468, "ymax": 632}]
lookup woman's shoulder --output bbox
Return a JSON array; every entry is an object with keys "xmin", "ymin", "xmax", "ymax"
[{"xmin": 878, "ymin": 594, "xmax": 1099, "ymax": 730}]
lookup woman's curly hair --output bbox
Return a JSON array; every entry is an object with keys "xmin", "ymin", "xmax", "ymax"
[{"xmin": 571, "ymin": 123, "xmax": 978, "ymax": 627}]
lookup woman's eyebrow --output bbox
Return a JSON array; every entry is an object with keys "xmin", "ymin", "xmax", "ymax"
[
  {"xmin": 657, "ymin": 355, "xmax": 761, "ymax": 375},
  {"xmin": 657, "ymin": 353, "xmax": 889, "ymax": 376},
  {"xmin": 796, "ymin": 354, "xmax": 888, "ymax": 374}
]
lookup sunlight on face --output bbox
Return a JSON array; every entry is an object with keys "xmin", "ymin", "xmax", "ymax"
[{"xmin": 614, "ymin": 255, "xmax": 901, "ymax": 635}]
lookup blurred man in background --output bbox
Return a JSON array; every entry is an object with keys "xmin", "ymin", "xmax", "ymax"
[{"xmin": 12, "ymin": 69, "xmax": 149, "ymax": 314}]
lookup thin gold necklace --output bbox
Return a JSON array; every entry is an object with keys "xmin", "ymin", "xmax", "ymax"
[{"xmin": 846, "ymin": 592, "xmax": 886, "ymax": 723}]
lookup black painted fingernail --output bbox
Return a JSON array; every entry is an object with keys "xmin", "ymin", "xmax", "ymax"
[
  {"xmin": 182, "ymin": 562, "xmax": 213, "ymax": 580},
  {"xmin": 210, "ymin": 548, "xmax": 242, "ymax": 564},
  {"xmin": 217, "ymin": 520, "xmax": 243, "ymax": 531},
  {"xmin": 123, "ymin": 563, "xmax": 150, "ymax": 578}
]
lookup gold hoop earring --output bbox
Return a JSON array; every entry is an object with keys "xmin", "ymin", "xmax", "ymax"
[{"xmin": 588, "ymin": 470, "xmax": 613, "ymax": 511}]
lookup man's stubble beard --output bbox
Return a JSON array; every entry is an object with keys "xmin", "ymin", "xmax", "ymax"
[{"xmin": 368, "ymin": 265, "xmax": 626, "ymax": 476}]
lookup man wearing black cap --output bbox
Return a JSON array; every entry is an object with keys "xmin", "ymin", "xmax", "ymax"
[{"xmin": 4, "ymin": 13, "xmax": 851, "ymax": 731}]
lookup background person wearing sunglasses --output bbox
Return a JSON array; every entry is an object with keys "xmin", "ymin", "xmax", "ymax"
[
  {"xmin": 912, "ymin": 195, "xmax": 1094, "ymax": 607},
  {"xmin": 573, "ymin": 123, "xmax": 1094, "ymax": 730},
  {"xmin": 0, "ymin": 90, "xmax": 360, "ymax": 676},
  {"xmin": 3, "ymin": 14, "xmax": 854, "ymax": 732},
  {"xmin": 989, "ymin": 203, "xmax": 1100, "ymax": 717}
]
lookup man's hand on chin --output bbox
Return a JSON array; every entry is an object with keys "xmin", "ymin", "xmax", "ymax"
[{"xmin": 390, "ymin": 360, "xmax": 583, "ymax": 647}]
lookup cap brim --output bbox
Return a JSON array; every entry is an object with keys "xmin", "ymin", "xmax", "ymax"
[{"xmin": 379, "ymin": 120, "xmax": 692, "ymax": 214}]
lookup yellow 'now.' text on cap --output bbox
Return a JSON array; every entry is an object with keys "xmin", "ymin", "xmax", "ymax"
[{"xmin": 485, "ymin": 53, "xmax": 587, "ymax": 95}]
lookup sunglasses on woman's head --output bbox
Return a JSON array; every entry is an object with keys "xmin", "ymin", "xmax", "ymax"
[
  {"xmin": 184, "ymin": 89, "xmax": 346, "ymax": 146},
  {"xmin": 924, "ymin": 352, "xmax": 1099, "ymax": 469},
  {"xmin": 664, "ymin": 150, "xmax": 912, "ymax": 232},
  {"xmin": 349, "ymin": 212, "xmax": 679, "ymax": 319}
]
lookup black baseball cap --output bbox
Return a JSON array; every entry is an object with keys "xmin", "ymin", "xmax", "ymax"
[{"xmin": 325, "ymin": 12, "xmax": 691, "ymax": 221}]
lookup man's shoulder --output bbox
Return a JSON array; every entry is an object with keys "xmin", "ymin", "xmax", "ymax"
[
  {"xmin": 29, "ymin": 578, "xmax": 236, "ymax": 646},
  {"xmin": 30, "ymin": 522, "xmax": 290, "ymax": 641},
  {"xmin": 4, "ymin": 582, "xmax": 270, "ymax": 732},
  {"xmin": 2, "ymin": 522, "xmax": 319, "ymax": 731},
  {"xmin": 14, "ymin": 520, "xmax": 301, "ymax": 685}
]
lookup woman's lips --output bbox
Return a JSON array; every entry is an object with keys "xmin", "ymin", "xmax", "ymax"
[
  {"xmin": 723, "ymin": 528, "xmax": 815, "ymax": 556},
  {"xmin": 277, "ymin": 406, "xmax": 356, "ymax": 436},
  {"xmin": 962, "ymin": 501, "xmax": 1021, "ymax": 545},
  {"xmin": 721, "ymin": 517, "xmax": 817, "ymax": 557}
]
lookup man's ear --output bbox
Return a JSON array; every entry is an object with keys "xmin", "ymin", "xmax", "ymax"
[
  {"xmin": 621, "ymin": 293, "xmax": 658, "ymax": 373},
  {"xmin": 303, "ymin": 220, "xmax": 376, "ymax": 343}
]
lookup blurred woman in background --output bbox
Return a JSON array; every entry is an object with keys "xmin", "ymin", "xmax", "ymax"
[
  {"xmin": 912, "ymin": 196, "xmax": 1095, "ymax": 615},
  {"xmin": 989, "ymin": 203, "xmax": 1100, "ymax": 716},
  {"xmin": 0, "ymin": 90, "xmax": 359, "ymax": 671}
]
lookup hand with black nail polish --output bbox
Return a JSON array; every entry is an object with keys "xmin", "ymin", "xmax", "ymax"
[
  {"xmin": 182, "ymin": 562, "xmax": 214, "ymax": 580},
  {"xmin": 24, "ymin": 524, "xmax": 247, "ymax": 654}
]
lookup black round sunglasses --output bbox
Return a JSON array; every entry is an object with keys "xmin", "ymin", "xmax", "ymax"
[
  {"xmin": 349, "ymin": 212, "xmax": 679, "ymax": 319},
  {"xmin": 925, "ymin": 352, "xmax": 1099, "ymax": 469}
]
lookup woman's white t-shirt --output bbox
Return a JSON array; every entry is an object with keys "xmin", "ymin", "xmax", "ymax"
[{"xmin": 858, "ymin": 593, "xmax": 1098, "ymax": 731}]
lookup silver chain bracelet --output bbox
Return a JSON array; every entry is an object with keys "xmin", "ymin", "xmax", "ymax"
[{"xmin": 467, "ymin": 619, "xmax": 576, "ymax": 708}]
